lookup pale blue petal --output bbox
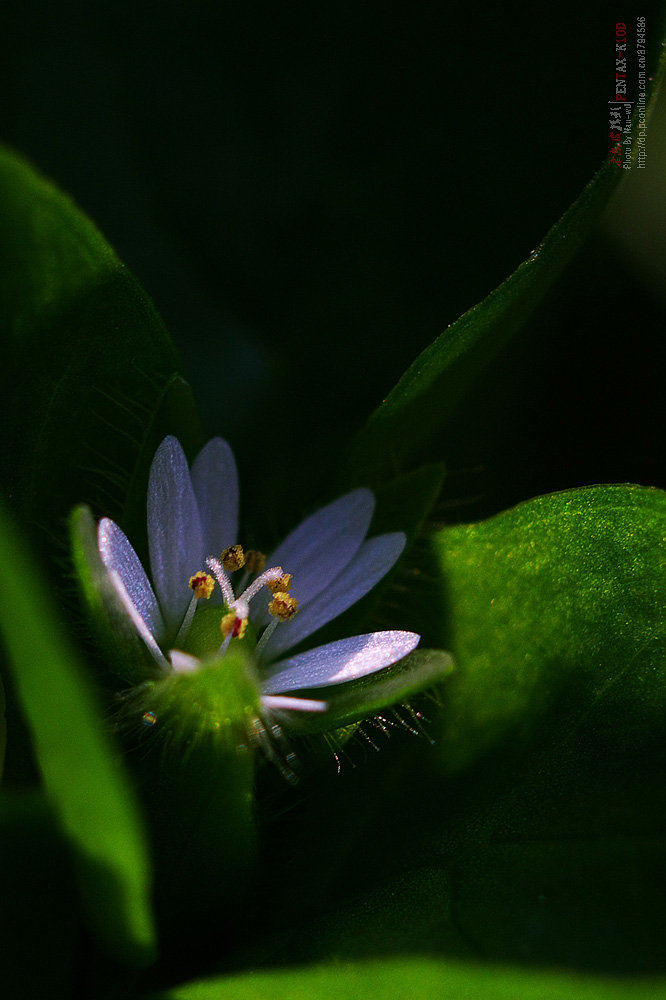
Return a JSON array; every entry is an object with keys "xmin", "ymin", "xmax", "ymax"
[
  {"xmin": 98, "ymin": 517, "xmax": 165, "ymax": 644},
  {"xmin": 147, "ymin": 436, "xmax": 204, "ymax": 637},
  {"xmin": 262, "ymin": 630, "xmax": 420, "ymax": 694},
  {"xmin": 107, "ymin": 570, "xmax": 170, "ymax": 670},
  {"xmin": 169, "ymin": 650, "xmax": 201, "ymax": 674},
  {"xmin": 259, "ymin": 531, "xmax": 406, "ymax": 660},
  {"xmin": 261, "ymin": 694, "xmax": 328, "ymax": 713},
  {"xmin": 191, "ymin": 437, "xmax": 239, "ymax": 557},
  {"xmin": 252, "ymin": 489, "xmax": 375, "ymax": 626}
]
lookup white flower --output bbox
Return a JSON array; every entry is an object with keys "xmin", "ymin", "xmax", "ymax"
[{"xmin": 97, "ymin": 436, "xmax": 420, "ymax": 722}]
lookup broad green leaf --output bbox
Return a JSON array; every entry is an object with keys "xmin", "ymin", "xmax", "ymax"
[
  {"xmin": 0, "ymin": 502, "xmax": 155, "ymax": 965},
  {"xmin": 394, "ymin": 484, "xmax": 666, "ymax": 970},
  {"xmin": 341, "ymin": 62, "xmax": 665, "ymax": 489},
  {"xmin": 143, "ymin": 956, "xmax": 666, "ymax": 1000},
  {"xmin": 0, "ymin": 147, "xmax": 201, "ymax": 560},
  {"xmin": 423, "ymin": 484, "xmax": 666, "ymax": 770}
]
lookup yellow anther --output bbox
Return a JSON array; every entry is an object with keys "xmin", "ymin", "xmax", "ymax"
[
  {"xmin": 244, "ymin": 549, "xmax": 266, "ymax": 574},
  {"xmin": 220, "ymin": 611, "xmax": 248, "ymax": 639},
  {"xmin": 221, "ymin": 545, "xmax": 245, "ymax": 572},
  {"xmin": 268, "ymin": 592, "xmax": 299, "ymax": 621},
  {"xmin": 267, "ymin": 572, "xmax": 292, "ymax": 594},
  {"xmin": 188, "ymin": 572, "xmax": 215, "ymax": 599}
]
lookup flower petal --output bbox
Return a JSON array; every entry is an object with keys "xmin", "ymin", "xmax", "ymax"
[
  {"xmin": 191, "ymin": 437, "xmax": 239, "ymax": 556},
  {"xmin": 252, "ymin": 489, "xmax": 376, "ymax": 626},
  {"xmin": 262, "ymin": 630, "xmax": 420, "ymax": 694},
  {"xmin": 259, "ymin": 531, "xmax": 406, "ymax": 660},
  {"xmin": 98, "ymin": 517, "xmax": 165, "ymax": 643},
  {"xmin": 147, "ymin": 436, "xmax": 204, "ymax": 637},
  {"xmin": 261, "ymin": 694, "xmax": 328, "ymax": 713},
  {"xmin": 106, "ymin": 570, "xmax": 170, "ymax": 669},
  {"xmin": 169, "ymin": 650, "xmax": 201, "ymax": 674}
]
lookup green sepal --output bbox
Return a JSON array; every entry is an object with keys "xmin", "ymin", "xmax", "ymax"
[{"xmin": 130, "ymin": 645, "xmax": 262, "ymax": 751}]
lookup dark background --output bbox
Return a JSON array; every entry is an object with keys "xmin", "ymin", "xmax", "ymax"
[{"xmin": 3, "ymin": 1, "xmax": 665, "ymax": 523}]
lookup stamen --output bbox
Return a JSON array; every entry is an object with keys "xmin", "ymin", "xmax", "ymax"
[
  {"xmin": 221, "ymin": 545, "xmax": 245, "ymax": 572},
  {"xmin": 267, "ymin": 572, "xmax": 292, "ymax": 595},
  {"xmin": 205, "ymin": 557, "xmax": 236, "ymax": 606},
  {"xmin": 188, "ymin": 572, "xmax": 215, "ymax": 600},
  {"xmin": 220, "ymin": 610, "xmax": 248, "ymax": 640},
  {"xmin": 244, "ymin": 549, "xmax": 266, "ymax": 574},
  {"xmin": 174, "ymin": 592, "xmax": 198, "ymax": 646},
  {"xmin": 239, "ymin": 566, "xmax": 285, "ymax": 603},
  {"xmin": 268, "ymin": 591, "xmax": 299, "ymax": 621},
  {"xmin": 255, "ymin": 618, "xmax": 278, "ymax": 659}
]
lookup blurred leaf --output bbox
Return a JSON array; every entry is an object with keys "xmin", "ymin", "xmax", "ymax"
[
  {"xmin": 0, "ymin": 147, "xmax": 201, "ymax": 559},
  {"xmin": 0, "ymin": 502, "xmax": 155, "ymax": 965},
  {"xmin": 0, "ymin": 789, "xmax": 77, "ymax": 1000},
  {"xmin": 341, "ymin": 58, "xmax": 666, "ymax": 489},
  {"xmin": 143, "ymin": 956, "xmax": 666, "ymax": 1000},
  {"xmin": 0, "ymin": 671, "xmax": 5, "ymax": 781}
]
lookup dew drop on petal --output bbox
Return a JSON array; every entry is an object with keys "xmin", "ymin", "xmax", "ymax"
[{"xmin": 142, "ymin": 710, "xmax": 157, "ymax": 727}]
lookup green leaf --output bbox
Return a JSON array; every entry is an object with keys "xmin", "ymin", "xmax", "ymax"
[
  {"xmin": 389, "ymin": 484, "xmax": 666, "ymax": 971},
  {"xmin": 341, "ymin": 163, "xmax": 616, "ymax": 484},
  {"xmin": 0, "ymin": 502, "xmax": 155, "ymax": 965},
  {"xmin": 341, "ymin": 60, "xmax": 666, "ymax": 489},
  {"xmin": 142, "ymin": 957, "xmax": 666, "ymax": 1000},
  {"xmin": 423, "ymin": 484, "xmax": 666, "ymax": 771},
  {"xmin": 0, "ymin": 671, "xmax": 6, "ymax": 782},
  {"xmin": 0, "ymin": 147, "xmax": 201, "ymax": 558}
]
